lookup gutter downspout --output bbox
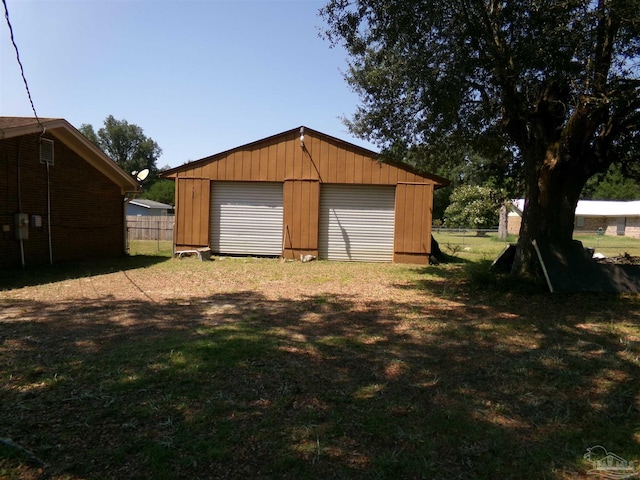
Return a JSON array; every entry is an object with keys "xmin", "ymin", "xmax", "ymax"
[
  {"xmin": 46, "ymin": 161, "xmax": 53, "ymax": 264},
  {"xmin": 16, "ymin": 140, "xmax": 25, "ymax": 267},
  {"xmin": 124, "ymin": 189, "xmax": 139, "ymax": 255}
]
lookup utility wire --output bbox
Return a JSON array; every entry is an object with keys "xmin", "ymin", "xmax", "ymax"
[{"xmin": 2, "ymin": 0, "xmax": 43, "ymax": 133}]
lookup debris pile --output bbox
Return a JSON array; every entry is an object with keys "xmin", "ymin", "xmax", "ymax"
[{"xmin": 594, "ymin": 252, "xmax": 640, "ymax": 265}]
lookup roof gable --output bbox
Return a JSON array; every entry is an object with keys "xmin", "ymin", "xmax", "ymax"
[
  {"xmin": 162, "ymin": 126, "xmax": 449, "ymax": 187},
  {"xmin": 0, "ymin": 117, "xmax": 138, "ymax": 194}
]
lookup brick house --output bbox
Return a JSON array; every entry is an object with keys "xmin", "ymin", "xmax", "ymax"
[
  {"xmin": 0, "ymin": 117, "xmax": 138, "ymax": 268},
  {"xmin": 508, "ymin": 199, "xmax": 640, "ymax": 237}
]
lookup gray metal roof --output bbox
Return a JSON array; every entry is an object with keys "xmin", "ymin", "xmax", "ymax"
[{"xmin": 128, "ymin": 199, "xmax": 173, "ymax": 209}]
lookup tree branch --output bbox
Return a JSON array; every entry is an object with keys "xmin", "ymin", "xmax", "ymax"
[{"xmin": 593, "ymin": 0, "xmax": 621, "ymax": 93}]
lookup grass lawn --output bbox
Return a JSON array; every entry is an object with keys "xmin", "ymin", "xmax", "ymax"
[
  {"xmin": 1, "ymin": 253, "xmax": 640, "ymax": 479},
  {"xmin": 433, "ymin": 230, "xmax": 640, "ymax": 262},
  {"xmin": 127, "ymin": 239, "xmax": 174, "ymax": 257},
  {"xmin": 576, "ymin": 233, "xmax": 640, "ymax": 259}
]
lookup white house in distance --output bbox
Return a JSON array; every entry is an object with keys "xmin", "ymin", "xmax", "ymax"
[
  {"xmin": 126, "ymin": 199, "xmax": 173, "ymax": 216},
  {"xmin": 508, "ymin": 199, "xmax": 640, "ymax": 237}
]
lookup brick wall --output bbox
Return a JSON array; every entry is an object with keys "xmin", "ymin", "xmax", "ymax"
[
  {"xmin": 626, "ymin": 217, "xmax": 640, "ymax": 239},
  {"xmin": 507, "ymin": 214, "xmax": 522, "ymax": 236},
  {"xmin": 576, "ymin": 217, "xmax": 608, "ymax": 232},
  {"xmin": 0, "ymin": 133, "xmax": 127, "ymax": 268}
]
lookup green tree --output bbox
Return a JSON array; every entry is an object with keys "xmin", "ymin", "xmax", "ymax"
[
  {"xmin": 80, "ymin": 116, "xmax": 162, "ymax": 184},
  {"xmin": 444, "ymin": 185, "xmax": 501, "ymax": 230},
  {"xmin": 140, "ymin": 179, "xmax": 175, "ymax": 206},
  {"xmin": 582, "ymin": 163, "xmax": 640, "ymax": 199},
  {"xmin": 321, "ymin": 0, "xmax": 640, "ymax": 276},
  {"xmin": 401, "ymin": 139, "xmax": 521, "ymax": 222}
]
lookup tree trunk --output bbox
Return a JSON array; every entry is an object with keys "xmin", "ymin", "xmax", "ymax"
[
  {"xmin": 498, "ymin": 202, "xmax": 508, "ymax": 240},
  {"xmin": 511, "ymin": 144, "xmax": 588, "ymax": 277}
]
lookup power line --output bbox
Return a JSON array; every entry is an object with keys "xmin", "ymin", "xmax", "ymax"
[{"xmin": 2, "ymin": 0, "xmax": 43, "ymax": 132}]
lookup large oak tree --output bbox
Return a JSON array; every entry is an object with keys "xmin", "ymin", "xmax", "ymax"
[{"xmin": 321, "ymin": 0, "xmax": 640, "ymax": 276}]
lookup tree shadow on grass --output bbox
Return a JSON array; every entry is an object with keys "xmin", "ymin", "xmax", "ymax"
[
  {"xmin": 0, "ymin": 255, "xmax": 170, "ymax": 291},
  {"xmin": 408, "ymin": 259, "xmax": 549, "ymax": 296},
  {"xmin": 1, "ymin": 285, "xmax": 640, "ymax": 479}
]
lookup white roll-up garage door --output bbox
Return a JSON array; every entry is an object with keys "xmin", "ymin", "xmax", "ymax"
[
  {"xmin": 210, "ymin": 182, "xmax": 283, "ymax": 256},
  {"xmin": 319, "ymin": 184, "xmax": 396, "ymax": 262}
]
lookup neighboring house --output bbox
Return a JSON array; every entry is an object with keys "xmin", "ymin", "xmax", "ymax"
[
  {"xmin": 126, "ymin": 199, "xmax": 173, "ymax": 216},
  {"xmin": 162, "ymin": 126, "xmax": 449, "ymax": 264},
  {"xmin": 0, "ymin": 117, "xmax": 138, "ymax": 268},
  {"xmin": 507, "ymin": 199, "xmax": 640, "ymax": 237}
]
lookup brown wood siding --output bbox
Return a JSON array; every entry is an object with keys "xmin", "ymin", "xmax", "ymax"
[
  {"xmin": 166, "ymin": 128, "xmax": 444, "ymax": 263},
  {"xmin": 283, "ymin": 180, "xmax": 319, "ymax": 259},
  {"xmin": 175, "ymin": 178, "xmax": 210, "ymax": 248},
  {"xmin": 171, "ymin": 130, "xmax": 436, "ymax": 187},
  {"xmin": 394, "ymin": 183, "xmax": 434, "ymax": 261},
  {"xmin": 0, "ymin": 133, "xmax": 126, "ymax": 268}
]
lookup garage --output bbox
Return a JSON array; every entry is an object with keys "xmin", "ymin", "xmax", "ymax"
[
  {"xmin": 164, "ymin": 126, "xmax": 448, "ymax": 264},
  {"xmin": 319, "ymin": 184, "xmax": 396, "ymax": 262},
  {"xmin": 210, "ymin": 181, "xmax": 283, "ymax": 256}
]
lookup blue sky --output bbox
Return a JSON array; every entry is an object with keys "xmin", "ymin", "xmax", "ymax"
[{"xmin": 0, "ymin": 0, "xmax": 375, "ymax": 168}]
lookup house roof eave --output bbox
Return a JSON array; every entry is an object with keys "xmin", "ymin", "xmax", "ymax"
[
  {"xmin": 128, "ymin": 199, "xmax": 173, "ymax": 209},
  {"xmin": 0, "ymin": 117, "xmax": 138, "ymax": 195},
  {"xmin": 510, "ymin": 199, "xmax": 640, "ymax": 217}
]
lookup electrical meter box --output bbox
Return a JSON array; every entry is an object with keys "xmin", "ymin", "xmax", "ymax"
[
  {"xmin": 30, "ymin": 215, "xmax": 42, "ymax": 228},
  {"xmin": 15, "ymin": 213, "xmax": 28, "ymax": 240}
]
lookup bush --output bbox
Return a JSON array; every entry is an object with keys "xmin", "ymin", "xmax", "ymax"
[{"xmin": 444, "ymin": 185, "xmax": 501, "ymax": 229}]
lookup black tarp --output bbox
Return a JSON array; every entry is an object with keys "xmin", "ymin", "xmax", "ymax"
[
  {"xmin": 532, "ymin": 240, "xmax": 640, "ymax": 293},
  {"xmin": 490, "ymin": 241, "xmax": 640, "ymax": 293}
]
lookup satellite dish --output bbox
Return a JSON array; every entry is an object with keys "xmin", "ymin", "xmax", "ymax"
[{"xmin": 132, "ymin": 168, "xmax": 149, "ymax": 182}]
